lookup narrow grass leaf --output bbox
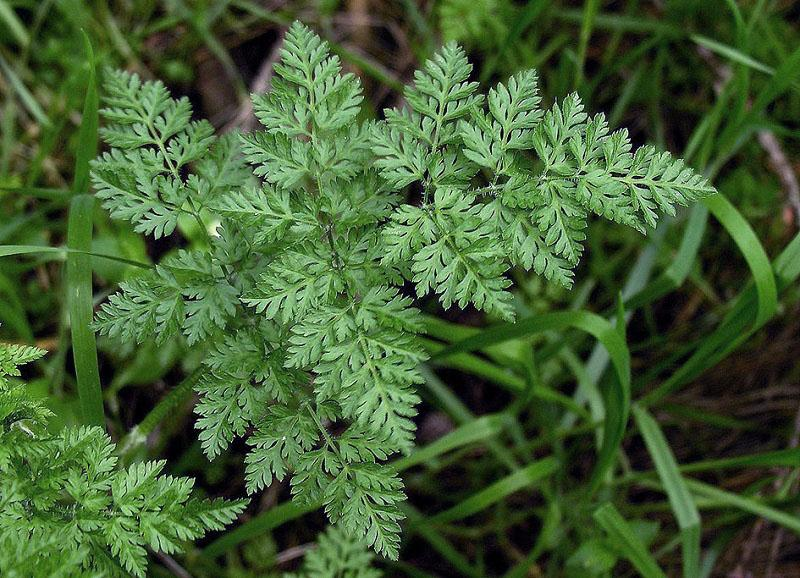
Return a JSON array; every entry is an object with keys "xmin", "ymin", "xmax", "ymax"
[
  {"xmin": 691, "ymin": 35, "xmax": 774, "ymax": 75},
  {"xmin": 703, "ymin": 194, "xmax": 777, "ymax": 327},
  {"xmin": 422, "ymin": 337, "xmax": 527, "ymax": 393},
  {"xmin": 680, "ymin": 448, "xmax": 800, "ymax": 473},
  {"xmin": 722, "ymin": 0, "xmax": 745, "ymax": 40},
  {"xmin": 774, "ymin": 230, "xmax": 800, "ymax": 284},
  {"xmin": 400, "ymin": 0, "xmax": 435, "ymax": 60},
  {"xmin": 0, "ymin": 245, "xmax": 65, "ymax": 258},
  {"xmin": 426, "ymin": 457, "xmax": 559, "ymax": 525},
  {"xmin": 633, "ymin": 405, "xmax": 701, "ymax": 578},
  {"xmin": 686, "ymin": 479, "xmax": 800, "ymax": 535},
  {"xmin": 330, "ymin": 42, "xmax": 405, "ymax": 93},
  {"xmin": 560, "ymin": 225, "xmax": 663, "ymax": 435},
  {"xmin": 118, "ymin": 368, "xmax": 205, "ymax": 458},
  {"xmin": 421, "ymin": 365, "xmax": 521, "ymax": 472},
  {"xmin": 203, "ymin": 502, "xmax": 316, "ymax": 558},
  {"xmin": 503, "ymin": 501, "xmax": 561, "ymax": 578},
  {"xmin": 67, "ymin": 195, "xmax": 104, "ymax": 427},
  {"xmin": 0, "ymin": 271, "xmax": 32, "ymax": 341},
  {"xmin": 751, "ymin": 45, "xmax": 800, "ymax": 115},
  {"xmin": 662, "ymin": 403, "xmax": 753, "ymax": 430},
  {"xmin": 73, "ymin": 31, "xmax": 99, "ymax": 195},
  {"xmin": 614, "ymin": 293, "xmax": 625, "ymax": 340},
  {"xmin": 0, "ymin": 244, "xmax": 152, "ymax": 268},
  {"xmin": 0, "ymin": 0, "xmax": 29, "ymax": 47},
  {"xmin": 480, "ymin": 0, "xmax": 553, "ymax": 81},
  {"xmin": 553, "ymin": 9, "xmax": 682, "ymax": 36},
  {"xmin": 0, "ymin": 185, "xmax": 71, "ymax": 200},
  {"xmin": 228, "ymin": 0, "xmax": 292, "ymax": 26},
  {"xmin": 66, "ymin": 44, "xmax": 103, "ymax": 428},
  {"xmin": 626, "ymin": 205, "xmax": 708, "ymax": 311},
  {"xmin": 0, "ymin": 54, "xmax": 49, "ymax": 126},
  {"xmin": 575, "ymin": 0, "xmax": 601, "ymax": 89},
  {"xmin": 593, "ymin": 503, "xmax": 668, "ymax": 578},
  {"xmin": 392, "ymin": 414, "xmax": 505, "ymax": 472}
]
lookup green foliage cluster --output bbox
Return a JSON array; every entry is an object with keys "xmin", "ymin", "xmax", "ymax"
[
  {"xmin": 285, "ymin": 525, "xmax": 383, "ymax": 578},
  {"xmin": 88, "ymin": 21, "xmax": 714, "ymax": 560},
  {"xmin": 374, "ymin": 51, "xmax": 715, "ymax": 308},
  {"xmin": 439, "ymin": 0, "xmax": 511, "ymax": 49},
  {"xmin": 0, "ymin": 340, "xmax": 245, "ymax": 577}
]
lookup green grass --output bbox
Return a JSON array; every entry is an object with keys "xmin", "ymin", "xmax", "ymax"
[
  {"xmin": 65, "ymin": 32, "xmax": 103, "ymax": 427},
  {"xmin": 593, "ymin": 503, "xmax": 668, "ymax": 578},
  {"xmin": 633, "ymin": 405, "xmax": 700, "ymax": 578}
]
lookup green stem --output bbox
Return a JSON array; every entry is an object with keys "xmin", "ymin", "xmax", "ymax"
[
  {"xmin": 119, "ymin": 368, "xmax": 202, "ymax": 455},
  {"xmin": 422, "ymin": 314, "xmax": 480, "ymax": 342}
]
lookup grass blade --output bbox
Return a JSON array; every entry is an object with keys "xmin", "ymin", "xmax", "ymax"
[
  {"xmin": 392, "ymin": 414, "xmax": 505, "ymax": 472},
  {"xmin": 0, "ymin": 245, "xmax": 65, "ymax": 258},
  {"xmin": 686, "ymin": 479, "xmax": 800, "ymax": 535},
  {"xmin": 421, "ymin": 366, "xmax": 521, "ymax": 472},
  {"xmin": 118, "ymin": 368, "xmax": 204, "ymax": 457},
  {"xmin": 426, "ymin": 457, "xmax": 559, "ymax": 525},
  {"xmin": 691, "ymin": 34, "xmax": 774, "ymax": 75},
  {"xmin": 678, "ymin": 447, "xmax": 800, "ymax": 473},
  {"xmin": 575, "ymin": 0, "xmax": 601, "ymax": 89},
  {"xmin": 0, "ymin": 53, "xmax": 49, "ymax": 126},
  {"xmin": 503, "ymin": 501, "xmax": 561, "ymax": 578},
  {"xmin": 593, "ymin": 503, "xmax": 668, "ymax": 578},
  {"xmin": 0, "ymin": 0, "xmax": 29, "ymax": 47},
  {"xmin": 0, "ymin": 244, "xmax": 152, "ymax": 268},
  {"xmin": 751, "ymin": 45, "xmax": 800, "ymax": 115},
  {"xmin": 625, "ymin": 205, "xmax": 708, "ymax": 311},
  {"xmin": 203, "ymin": 501, "xmax": 316, "ymax": 558},
  {"xmin": 0, "ymin": 185, "xmax": 71, "ymax": 200},
  {"xmin": 67, "ymin": 195, "xmax": 104, "ymax": 427},
  {"xmin": 559, "ymin": 225, "xmax": 663, "ymax": 435},
  {"xmin": 0, "ymin": 271, "xmax": 32, "ymax": 341},
  {"xmin": 422, "ymin": 337, "xmax": 528, "ymax": 393},
  {"xmin": 73, "ymin": 30, "xmax": 99, "ymax": 195},
  {"xmin": 774, "ymin": 230, "xmax": 800, "ymax": 283},
  {"xmin": 553, "ymin": 9, "xmax": 681, "ymax": 36},
  {"xmin": 400, "ymin": 0, "xmax": 435, "ymax": 61},
  {"xmin": 633, "ymin": 405, "xmax": 701, "ymax": 578},
  {"xmin": 66, "ymin": 33, "xmax": 103, "ymax": 428},
  {"xmin": 703, "ymin": 195, "xmax": 777, "ymax": 327},
  {"xmin": 330, "ymin": 42, "xmax": 405, "ymax": 93}
]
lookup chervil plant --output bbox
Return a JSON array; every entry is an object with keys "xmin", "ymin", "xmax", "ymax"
[
  {"xmin": 0, "ymin": 340, "xmax": 246, "ymax": 577},
  {"xmin": 285, "ymin": 525, "xmax": 382, "ymax": 578},
  {"xmin": 90, "ymin": 21, "xmax": 715, "ymax": 559}
]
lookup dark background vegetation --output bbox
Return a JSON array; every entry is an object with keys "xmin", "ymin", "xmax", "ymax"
[{"xmin": 1, "ymin": 1, "xmax": 799, "ymax": 576}]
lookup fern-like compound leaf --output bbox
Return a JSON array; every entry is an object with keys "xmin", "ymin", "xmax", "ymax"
[
  {"xmin": 285, "ymin": 524, "xmax": 383, "ymax": 578},
  {"xmin": 0, "ymin": 342, "xmax": 246, "ymax": 577},
  {"xmin": 90, "ymin": 21, "xmax": 717, "ymax": 561}
]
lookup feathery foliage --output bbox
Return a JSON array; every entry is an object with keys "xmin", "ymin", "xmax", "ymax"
[
  {"xmin": 373, "ymin": 50, "xmax": 716, "ymax": 311},
  {"xmin": 89, "ymin": 21, "xmax": 715, "ymax": 559},
  {"xmin": 285, "ymin": 525, "xmax": 383, "ymax": 578},
  {"xmin": 439, "ymin": 0, "xmax": 510, "ymax": 49},
  {"xmin": 0, "ymin": 341, "xmax": 246, "ymax": 577}
]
